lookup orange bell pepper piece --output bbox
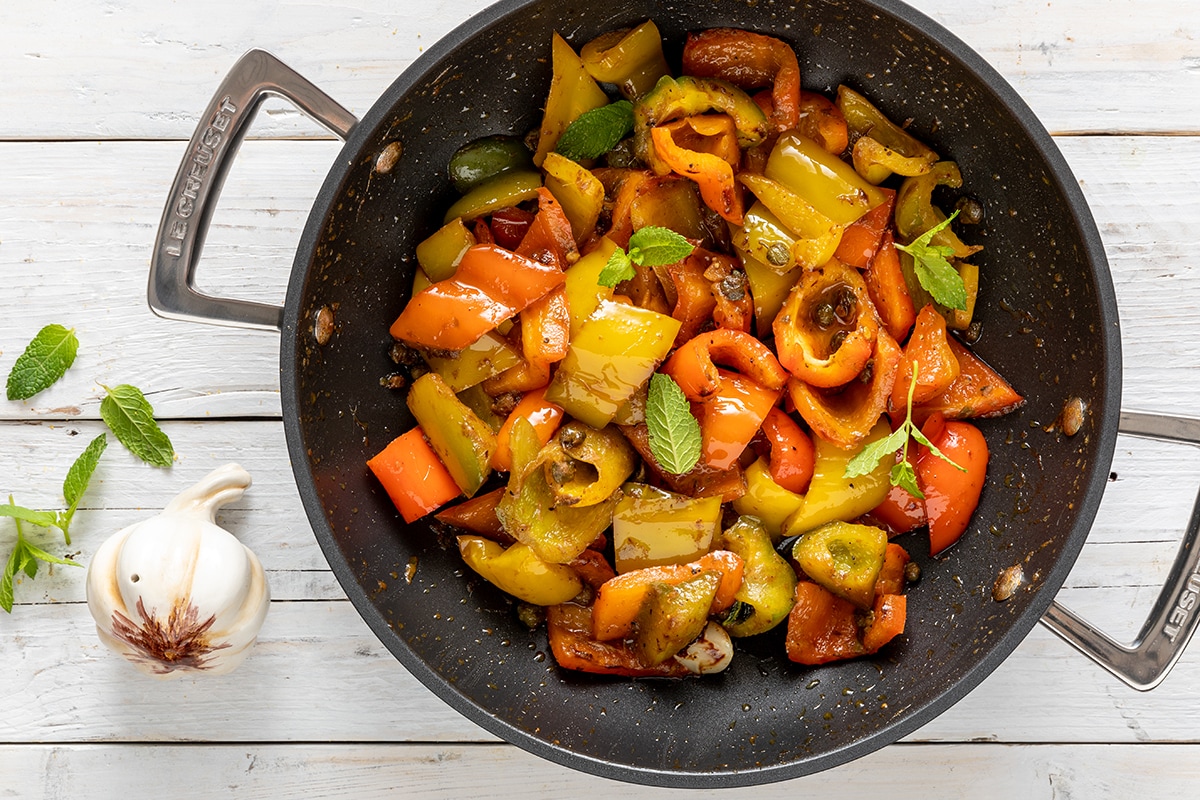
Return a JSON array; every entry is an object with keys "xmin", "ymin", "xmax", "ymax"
[
  {"xmin": 788, "ymin": 327, "xmax": 903, "ymax": 450},
  {"xmin": 367, "ymin": 427, "xmax": 462, "ymax": 523},
  {"xmin": 834, "ymin": 188, "xmax": 895, "ymax": 269},
  {"xmin": 860, "ymin": 593, "xmax": 907, "ymax": 653},
  {"xmin": 391, "ymin": 244, "xmax": 566, "ymax": 351},
  {"xmin": 662, "ymin": 327, "xmax": 788, "ymax": 401},
  {"xmin": 591, "ymin": 550, "xmax": 745, "ymax": 641},
  {"xmin": 797, "ymin": 90, "xmax": 849, "ymax": 155},
  {"xmin": 863, "ymin": 230, "xmax": 917, "ymax": 343},
  {"xmin": 760, "ymin": 407, "xmax": 815, "ymax": 494},
  {"xmin": 618, "ymin": 423, "xmax": 747, "ymax": 502},
  {"xmin": 773, "ymin": 258, "xmax": 880, "ymax": 389},
  {"xmin": 650, "ymin": 117, "xmax": 744, "ymax": 224},
  {"xmin": 874, "ymin": 543, "xmax": 912, "ymax": 596},
  {"xmin": 605, "ymin": 169, "xmax": 651, "ymax": 249},
  {"xmin": 891, "ymin": 304, "xmax": 961, "ymax": 415},
  {"xmin": 785, "ymin": 581, "xmax": 906, "ymax": 664},
  {"xmin": 699, "ymin": 369, "xmax": 782, "ymax": 470},
  {"xmin": 867, "ymin": 463, "xmax": 926, "ymax": 536},
  {"xmin": 490, "ymin": 387, "xmax": 565, "ymax": 472},
  {"xmin": 547, "ymin": 602, "xmax": 692, "ymax": 677},
  {"xmin": 912, "ymin": 337, "xmax": 1025, "ymax": 424},
  {"xmin": 666, "ymin": 250, "xmax": 719, "ymax": 345},
  {"xmin": 918, "ymin": 420, "xmax": 989, "ymax": 556},
  {"xmin": 434, "ymin": 487, "xmax": 511, "ymax": 543},
  {"xmin": 682, "ymin": 28, "xmax": 801, "ymax": 133}
]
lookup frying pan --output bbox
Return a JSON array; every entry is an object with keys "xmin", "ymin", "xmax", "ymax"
[{"xmin": 148, "ymin": 0, "xmax": 1200, "ymax": 786}]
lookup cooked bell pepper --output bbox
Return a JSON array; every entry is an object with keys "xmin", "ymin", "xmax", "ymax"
[
  {"xmin": 579, "ymin": 20, "xmax": 671, "ymax": 100},
  {"xmin": 545, "ymin": 299, "xmax": 682, "ymax": 429},
  {"xmin": 650, "ymin": 115, "xmax": 744, "ymax": 223},
  {"xmin": 480, "ymin": 354, "xmax": 552, "ymax": 396},
  {"xmin": 569, "ymin": 548, "xmax": 618, "ymax": 591},
  {"xmin": 434, "ymin": 487, "xmax": 509, "ymax": 542},
  {"xmin": 785, "ymin": 581, "xmax": 906, "ymax": 664},
  {"xmin": 443, "ymin": 170, "xmax": 543, "ymax": 224},
  {"xmin": 534, "ymin": 32, "xmax": 610, "ymax": 166},
  {"xmin": 455, "ymin": 383, "xmax": 505, "ymax": 433},
  {"xmin": 703, "ymin": 254, "xmax": 754, "ymax": 334},
  {"xmin": 797, "ymin": 90, "xmax": 849, "ymax": 155},
  {"xmin": 515, "ymin": 192, "xmax": 575, "ymax": 370},
  {"xmin": 489, "ymin": 207, "xmax": 536, "ymax": 250},
  {"xmin": 737, "ymin": 174, "xmax": 844, "ymax": 270},
  {"xmin": 781, "ymin": 418, "xmax": 893, "ymax": 537},
  {"xmin": 604, "ymin": 169, "xmax": 651, "ymax": 248},
  {"xmin": 416, "ymin": 217, "xmax": 476, "ymax": 281},
  {"xmin": 662, "ymin": 328, "xmax": 787, "ymax": 401},
  {"xmin": 422, "ymin": 330, "xmax": 523, "ymax": 391},
  {"xmin": 540, "ymin": 421, "xmax": 637, "ymax": 508},
  {"xmin": 563, "ymin": 236, "xmax": 619, "ymax": 334},
  {"xmin": 833, "ymin": 188, "xmax": 895, "ymax": 269},
  {"xmin": 665, "ymin": 249, "xmax": 719, "ymax": 344},
  {"xmin": 405, "ymin": 373, "xmax": 497, "ymax": 498},
  {"xmin": 918, "ymin": 419, "xmax": 988, "ymax": 556},
  {"xmin": 765, "ymin": 131, "xmax": 886, "ymax": 225},
  {"xmin": 547, "ymin": 602, "xmax": 693, "ymax": 677},
  {"xmin": 491, "ymin": 387, "xmax": 564, "ymax": 472},
  {"xmin": 761, "ymin": 406, "xmax": 815, "ymax": 494},
  {"xmin": 773, "ymin": 258, "xmax": 879, "ymax": 389},
  {"xmin": 792, "ymin": 521, "xmax": 888, "ymax": 609},
  {"xmin": 496, "ymin": 418, "xmax": 619, "ymax": 564},
  {"xmin": 592, "ymin": 549, "xmax": 744, "ymax": 641},
  {"xmin": 875, "ymin": 542, "xmax": 912, "ymax": 596},
  {"xmin": 698, "ymin": 369, "xmax": 781, "ymax": 470},
  {"xmin": 458, "ymin": 535, "xmax": 582, "ymax": 606},
  {"xmin": 787, "ymin": 327, "xmax": 902, "ymax": 451},
  {"xmin": 867, "ymin": 464, "xmax": 926, "ymax": 536},
  {"xmin": 731, "ymin": 457, "xmax": 804, "ymax": 540},
  {"xmin": 633, "ymin": 74, "xmax": 771, "ymax": 164},
  {"xmin": 738, "ymin": 246, "xmax": 803, "ymax": 337},
  {"xmin": 391, "ymin": 243, "xmax": 566, "ymax": 351},
  {"xmin": 836, "ymin": 85, "xmax": 938, "ymax": 184},
  {"xmin": 618, "ymin": 422, "xmax": 748, "ymax": 501},
  {"xmin": 891, "ymin": 304, "xmax": 961, "ymax": 414},
  {"xmin": 718, "ymin": 516, "xmax": 797, "ymax": 637},
  {"xmin": 681, "ymin": 28, "xmax": 800, "ymax": 133},
  {"xmin": 912, "ymin": 337, "xmax": 1025, "ymax": 424},
  {"xmin": 612, "ymin": 483, "xmax": 723, "ymax": 573},
  {"xmin": 449, "ymin": 134, "xmax": 535, "ymax": 194},
  {"xmin": 630, "ymin": 174, "xmax": 709, "ymax": 241},
  {"xmin": 635, "ymin": 572, "xmax": 722, "ymax": 665},
  {"xmin": 367, "ymin": 427, "xmax": 462, "ymax": 523},
  {"xmin": 894, "ymin": 161, "xmax": 981, "ymax": 259},
  {"xmin": 542, "ymin": 152, "xmax": 605, "ymax": 242},
  {"xmin": 863, "ymin": 231, "xmax": 917, "ymax": 342}
]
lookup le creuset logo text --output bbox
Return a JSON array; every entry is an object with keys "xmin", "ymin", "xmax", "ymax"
[
  {"xmin": 1163, "ymin": 560, "xmax": 1200, "ymax": 643},
  {"xmin": 162, "ymin": 95, "xmax": 238, "ymax": 258}
]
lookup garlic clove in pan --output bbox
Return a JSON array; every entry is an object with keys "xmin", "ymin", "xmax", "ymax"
[{"xmin": 85, "ymin": 463, "xmax": 270, "ymax": 677}]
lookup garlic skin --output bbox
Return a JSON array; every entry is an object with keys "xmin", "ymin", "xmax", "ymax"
[{"xmin": 85, "ymin": 463, "xmax": 269, "ymax": 677}]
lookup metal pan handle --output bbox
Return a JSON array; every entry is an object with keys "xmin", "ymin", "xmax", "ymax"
[
  {"xmin": 1041, "ymin": 410, "xmax": 1200, "ymax": 690},
  {"xmin": 149, "ymin": 49, "xmax": 358, "ymax": 332}
]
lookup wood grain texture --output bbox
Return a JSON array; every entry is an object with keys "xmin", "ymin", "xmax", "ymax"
[{"xmin": 3, "ymin": 742, "xmax": 1199, "ymax": 799}]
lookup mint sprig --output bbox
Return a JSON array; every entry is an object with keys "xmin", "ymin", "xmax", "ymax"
[
  {"xmin": 843, "ymin": 362, "xmax": 963, "ymax": 498},
  {"xmin": 645, "ymin": 373, "xmax": 702, "ymax": 475},
  {"xmin": 555, "ymin": 100, "xmax": 634, "ymax": 162},
  {"xmin": 894, "ymin": 210, "xmax": 968, "ymax": 311},
  {"xmin": 6, "ymin": 324, "xmax": 79, "ymax": 401},
  {"xmin": 598, "ymin": 226, "xmax": 696, "ymax": 287},
  {"xmin": 100, "ymin": 384, "xmax": 175, "ymax": 468}
]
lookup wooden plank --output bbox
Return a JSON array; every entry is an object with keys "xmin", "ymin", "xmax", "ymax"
[
  {"xmin": 1, "ymin": 742, "xmax": 1199, "ymax": 798},
  {"xmin": 4, "ymin": 135, "xmax": 1200, "ymax": 420},
  {"xmin": 2, "ymin": 1, "xmax": 1200, "ymax": 140}
]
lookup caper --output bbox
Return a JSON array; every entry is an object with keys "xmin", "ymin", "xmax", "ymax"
[
  {"xmin": 558, "ymin": 424, "xmax": 587, "ymax": 449},
  {"xmin": 549, "ymin": 457, "xmax": 577, "ymax": 486},
  {"xmin": 955, "ymin": 195, "xmax": 985, "ymax": 225},
  {"xmin": 904, "ymin": 561, "xmax": 922, "ymax": 584},
  {"xmin": 835, "ymin": 286, "xmax": 857, "ymax": 321},
  {"xmin": 766, "ymin": 242, "xmax": 791, "ymax": 267},
  {"xmin": 813, "ymin": 303, "xmax": 836, "ymax": 328},
  {"xmin": 830, "ymin": 330, "xmax": 847, "ymax": 352}
]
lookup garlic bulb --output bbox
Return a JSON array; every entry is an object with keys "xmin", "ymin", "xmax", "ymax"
[{"xmin": 85, "ymin": 463, "xmax": 269, "ymax": 677}]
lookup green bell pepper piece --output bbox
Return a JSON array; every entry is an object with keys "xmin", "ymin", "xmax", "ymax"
[
  {"xmin": 718, "ymin": 516, "xmax": 797, "ymax": 637},
  {"xmin": 635, "ymin": 571, "xmax": 722, "ymax": 666},
  {"xmin": 423, "ymin": 331, "xmax": 523, "ymax": 392},
  {"xmin": 448, "ymin": 134, "xmax": 534, "ymax": 194},
  {"xmin": 443, "ymin": 169, "xmax": 542, "ymax": 224},
  {"xmin": 406, "ymin": 372, "xmax": 497, "ymax": 497},
  {"xmin": 792, "ymin": 521, "xmax": 888, "ymax": 609}
]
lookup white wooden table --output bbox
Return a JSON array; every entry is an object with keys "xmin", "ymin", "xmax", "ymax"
[{"xmin": 4, "ymin": 0, "xmax": 1200, "ymax": 796}]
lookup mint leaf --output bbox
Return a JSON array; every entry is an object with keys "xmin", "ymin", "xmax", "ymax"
[
  {"xmin": 598, "ymin": 247, "xmax": 636, "ymax": 288},
  {"xmin": 555, "ymin": 100, "xmax": 634, "ymax": 162},
  {"xmin": 0, "ymin": 504, "xmax": 58, "ymax": 529},
  {"xmin": 645, "ymin": 373, "xmax": 702, "ymax": 475},
  {"xmin": 19, "ymin": 539, "xmax": 80, "ymax": 569},
  {"xmin": 628, "ymin": 226, "xmax": 695, "ymax": 267},
  {"xmin": 910, "ymin": 424, "xmax": 966, "ymax": 472},
  {"xmin": 843, "ymin": 427, "xmax": 908, "ymax": 479},
  {"xmin": 895, "ymin": 210, "xmax": 968, "ymax": 311},
  {"xmin": 6, "ymin": 324, "xmax": 78, "ymax": 401},
  {"xmin": 0, "ymin": 543, "xmax": 19, "ymax": 613},
  {"xmin": 100, "ymin": 384, "xmax": 174, "ymax": 468},
  {"xmin": 891, "ymin": 460, "xmax": 923, "ymax": 500},
  {"xmin": 57, "ymin": 433, "xmax": 107, "ymax": 544}
]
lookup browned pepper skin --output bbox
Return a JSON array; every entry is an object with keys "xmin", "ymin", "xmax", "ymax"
[{"xmin": 682, "ymin": 28, "xmax": 801, "ymax": 133}]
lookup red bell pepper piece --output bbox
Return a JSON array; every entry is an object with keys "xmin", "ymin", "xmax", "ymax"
[
  {"xmin": 618, "ymin": 423, "xmax": 747, "ymax": 502},
  {"xmin": 834, "ymin": 188, "xmax": 895, "ymax": 269},
  {"xmin": 890, "ymin": 303, "xmax": 961, "ymax": 416},
  {"xmin": 547, "ymin": 602, "xmax": 692, "ymax": 677},
  {"xmin": 918, "ymin": 420, "xmax": 989, "ymax": 555},
  {"xmin": 797, "ymin": 90, "xmax": 849, "ymax": 155},
  {"xmin": 785, "ymin": 581, "xmax": 907, "ymax": 665},
  {"xmin": 490, "ymin": 206, "xmax": 536, "ymax": 251},
  {"xmin": 682, "ymin": 28, "xmax": 801, "ymax": 133},
  {"xmin": 912, "ymin": 337, "xmax": 1025, "ymax": 425},
  {"xmin": 863, "ymin": 231, "xmax": 917, "ymax": 343},
  {"xmin": 662, "ymin": 327, "xmax": 787, "ymax": 401},
  {"xmin": 367, "ymin": 427, "xmax": 462, "ymax": 523},
  {"xmin": 760, "ymin": 407, "xmax": 814, "ymax": 494},
  {"xmin": 434, "ymin": 487, "xmax": 511, "ymax": 543}
]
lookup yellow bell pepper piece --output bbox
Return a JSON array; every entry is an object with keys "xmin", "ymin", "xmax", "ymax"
[
  {"xmin": 731, "ymin": 457, "xmax": 804, "ymax": 541},
  {"xmin": 612, "ymin": 483, "xmax": 722, "ymax": 573},
  {"xmin": 457, "ymin": 536, "xmax": 582, "ymax": 606},
  {"xmin": 416, "ymin": 217, "xmax": 476, "ymax": 281},
  {"xmin": 542, "ymin": 153, "xmax": 605, "ymax": 243},
  {"xmin": 534, "ymin": 32, "xmax": 610, "ymax": 167},
  {"xmin": 782, "ymin": 419, "xmax": 892, "ymax": 537},
  {"xmin": 765, "ymin": 131, "xmax": 885, "ymax": 225}
]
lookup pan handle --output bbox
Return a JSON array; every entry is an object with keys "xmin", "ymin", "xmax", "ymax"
[
  {"xmin": 149, "ymin": 49, "xmax": 358, "ymax": 331},
  {"xmin": 1041, "ymin": 410, "xmax": 1200, "ymax": 691}
]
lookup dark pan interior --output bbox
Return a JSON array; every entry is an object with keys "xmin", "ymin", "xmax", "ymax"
[{"xmin": 280, "ymin": 0, "xmax": 1121, "ymax": 787}]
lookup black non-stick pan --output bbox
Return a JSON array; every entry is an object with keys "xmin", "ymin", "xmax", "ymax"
[{"xmin": 148, "ymin": 0, "xmax": 1200, "ymax": 787}]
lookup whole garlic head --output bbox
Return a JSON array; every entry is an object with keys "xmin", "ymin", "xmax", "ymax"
[{"xmin": 86, "ymin": 463, "xmax": 269, "ymax": 677}]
